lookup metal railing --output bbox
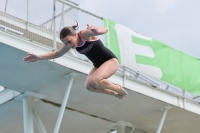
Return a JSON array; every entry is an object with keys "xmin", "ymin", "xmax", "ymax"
[{"xmin": 0, "ymin": 0, "xmax": 200, "ymax": 104}]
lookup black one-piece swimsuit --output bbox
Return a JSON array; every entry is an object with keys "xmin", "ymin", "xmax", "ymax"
[{"xmin": 76, "ymin": 35, "xmax": 117, "ymax": 68}]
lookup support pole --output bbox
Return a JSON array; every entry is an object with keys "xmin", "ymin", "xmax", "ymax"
[
  {"xmin": 31, "ymin": 99, "xmax": 47, "ymax": 133},
  {"xmin": 53, "ymin": 72, "xmax": 78, "ymax": 133},
  {"xmin": 23, "ymin": 96, "xmax": 34, "ymax": 133},
  {"xmin": 122, "ymin": 66, "xmax": 126, "ymax": 87},
  {"xmin": 26, "ymin": 0, "xmax": 29, "ymax": 30},
  {"xmin": 4, "ymin": 0, "xmax": 9, "ymax": 13},
  {"xmin": 59, "ymin": 3, "xmax": 64, "ymax": 31},
  {"xmin": 15, "ymin": 92, "xmax": 46, "ymax": 133},
  {"xmin": 67, "ymin": 10, "xmax": 71, "ymax": 26},
  {"xmin": 107, "ymin": 121, "xmax": 134, "ymax": 133},
  {"xmin": 53, "ymin": 0, "xmax": 56, "ymax": 51},
  {"xmin": 117, "ymin": 125, "xmax": 125, "ymax": 133},
  {"xmin": 156, "ymin": 106, "xmax": 172, "ymax": 133}
]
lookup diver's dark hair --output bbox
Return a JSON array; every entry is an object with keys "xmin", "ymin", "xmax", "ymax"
[{"xmin": 60, "ymin": 21, "xmax": 78, "ymax": 39}]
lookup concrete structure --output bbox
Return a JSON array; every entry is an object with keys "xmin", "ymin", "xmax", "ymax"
[{"xmin": 1, "ymin": 1, "xmax": 200, "ymax": 133}]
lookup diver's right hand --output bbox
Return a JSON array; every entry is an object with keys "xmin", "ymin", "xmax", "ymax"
[{"xmin": 23, "ymin": 53, "xmax": 40, "ymax": 63}]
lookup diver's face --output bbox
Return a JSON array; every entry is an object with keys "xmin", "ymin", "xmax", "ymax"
[{"xmin": 61, "ymin": 34, "xmax": 78, "ymax": 48}]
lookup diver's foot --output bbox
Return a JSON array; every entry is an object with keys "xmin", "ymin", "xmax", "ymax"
[
  {"xmin": 114, "ymin": 94, "xmax": 125, "ymax": 99},
  {"xmin": 116, "ymin": 83, "xmax": 128, "ymax": 96}
]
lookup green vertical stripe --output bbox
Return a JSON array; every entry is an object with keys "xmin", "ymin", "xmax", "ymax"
[{"xmin": 103, "ymin": 18, "xmax": 121, "ymax": 64}]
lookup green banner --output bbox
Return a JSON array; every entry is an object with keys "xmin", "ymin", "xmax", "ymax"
[{"xmin": 103, "ymin": 18, "xmax": 200, "ymax": 95}]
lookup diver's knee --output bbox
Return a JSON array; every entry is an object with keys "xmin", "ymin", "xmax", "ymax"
[
  {"xmin": 85, "ymin": 82, "xmax": 94, "ymax": 92},
  {"xmin": 88, "ymin": 78, "xmax": 100, "ymax": 88}
]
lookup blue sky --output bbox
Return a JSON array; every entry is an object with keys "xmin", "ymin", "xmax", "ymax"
[{"xmin": 72, "ymin": 0, "xmax": 200, "ymax": 58}]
